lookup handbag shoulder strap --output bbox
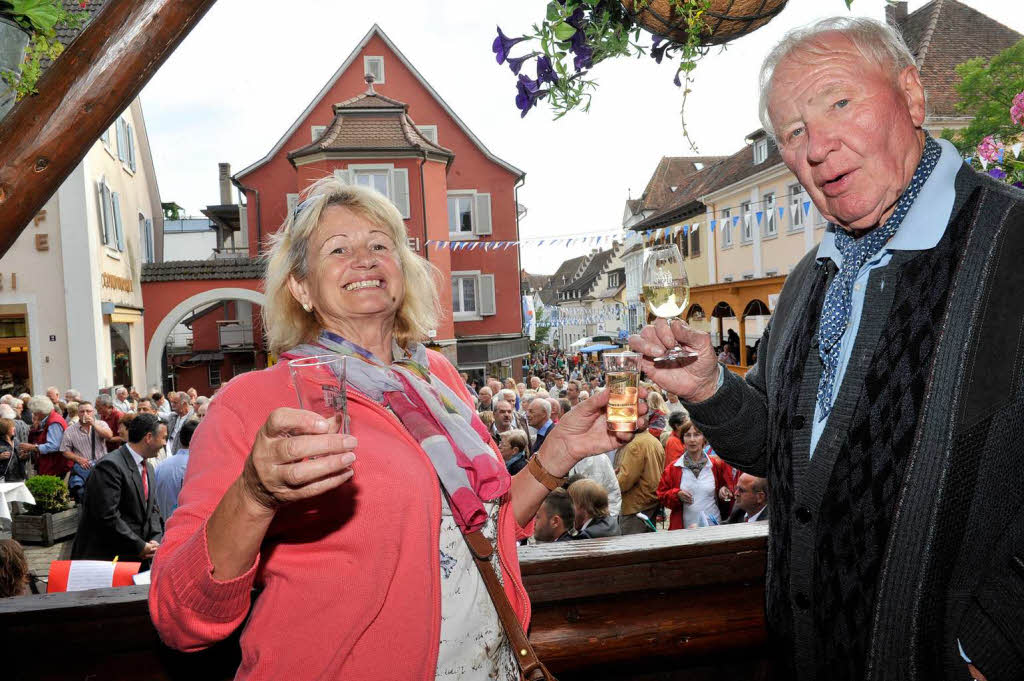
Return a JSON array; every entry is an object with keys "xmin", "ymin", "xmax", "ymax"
[{"xmin": 463, "ymin": 529, "xmax": 556, "ymax": 681}]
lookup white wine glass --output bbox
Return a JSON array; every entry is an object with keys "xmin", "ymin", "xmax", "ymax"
[{"xmin": 642, "ymin": 244, "xmax": 698, "ymax": 369}]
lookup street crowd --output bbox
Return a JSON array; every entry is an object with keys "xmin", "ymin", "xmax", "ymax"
[
  {"xmin": 468, "ymin": 350, "xmax": 769, "ymax": 543},
  {"xmin": 0, "ymin": 384, "xmax": 211, "ymax": 596}
]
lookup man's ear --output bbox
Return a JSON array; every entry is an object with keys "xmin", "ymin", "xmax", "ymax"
[{"xmin": 899, "ymin": 65, "xmax": 926, "ymax": 128}]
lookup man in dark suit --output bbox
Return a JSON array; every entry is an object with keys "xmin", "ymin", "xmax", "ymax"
[
  {"xmin": 71, "ymin": 413, "xmax": 167, "ymax": 566},
  {"xmin": 726, "ymin": 473, "xmax": 768, "ymax": 524}
]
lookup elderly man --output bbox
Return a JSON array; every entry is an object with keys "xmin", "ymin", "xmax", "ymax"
[
  {"xmin": 490, "ymin": 398, "xmax": 532, "ymax": 455},
  {"xmin": 526, "ymin": 397, "xmax": 554, "ymax": 451},
  {"xmin": 60, "ymin": 401, "xmax": 114, "ymax": 502},
  {"xmin": 112, "ymin": 387, "xmax": 133, "ymax": 413},
  {"xmin": 95, "ymin": 394, "xmax": 125, "ymax": 453},
  {"xmin": 19, "ymin": 396, "xmax": 69, "ymax": 477},
  {"xmin": 475, "ymin": 386, "xmax": 494, "ymax": 414},
  {"xmin": 136, "ymin": 398, "xmax": 157, "ymax": 415},
  {"xmin": 726, "ymin": 473, "xmax": 767, "ymax": 524},
  {"xmin": 630, "ymin": 17, "xmax": 1023, "ymax": 681},
  {"xmin": 546, "ymin": 397, "xmax": 562, "ymax": 423},
  {"xmin": 165, "ymin": 391, "xmax": 194, "ymax": 458},
  {"xmin": 194, "ymin": 396, "xmax": 210, "ymax": 419}
]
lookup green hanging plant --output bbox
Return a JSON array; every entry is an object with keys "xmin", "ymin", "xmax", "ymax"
[{"xmin": 0, "ymin": 0, "xmax": 88, "ymax": 101}]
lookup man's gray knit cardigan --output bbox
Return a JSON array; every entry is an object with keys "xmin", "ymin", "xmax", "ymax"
[{"xmin": 686, "ymin": 163, "xmax": 1024, "ymax": 681}]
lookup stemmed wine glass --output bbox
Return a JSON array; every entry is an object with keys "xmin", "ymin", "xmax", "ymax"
[{"xmin": 642, "ymin": 244, "xmax": 698, "ymax": 369}]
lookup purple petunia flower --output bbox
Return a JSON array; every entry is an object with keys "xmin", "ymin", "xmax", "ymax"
[
  {"xmin": 492, "ymin": 26, "xmax": 527, "ymax": 65},
  {"xmin": 988, "ymin": 167, "xmax": 1008, "ymax": 180},
  {"xmin": 1013, "ymin": 181, "xmax": 1024, "ymax": 189},
  {"xmin": 651, "ymin": 36, "xmax": 669, "ymax": 64},
  {"xmin": 673, "ymin": 70, "xmax": 682, "ymax": 87},
  {"xmin": 507, "ymin": 52, "xmax": 538, "ymax": 76},
  {"xmin": 573, "ymin": 45, "xmax": 594, "ymax": 71},
  {"xmin": 515, "ymin": 75, "xmax": 545, "ymax": 117},
  {"xmin": 536, "ymin": 55, "xmax": 559, "ymax": 85},
  {"xmin": 566, "ymin": 7, "xmax": 587, "ymax": 30}
]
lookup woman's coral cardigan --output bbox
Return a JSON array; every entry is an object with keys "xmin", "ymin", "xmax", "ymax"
[{"xmin": 149, "ymin": 351, "xmax": 531, "ymax": 681}]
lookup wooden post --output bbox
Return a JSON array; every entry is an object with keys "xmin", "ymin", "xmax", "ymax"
[
  {"xmin": 0, "ymin": 0, "xmax": 221, "ymax": 256},
  {"xmin": 738, "ymin": 311, "xmax": 748, "ymax": 368}
]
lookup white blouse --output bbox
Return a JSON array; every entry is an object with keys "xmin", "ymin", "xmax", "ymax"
[{"xmin": 435, "ymin": 496, "xmax": 517, "ymax": 680}]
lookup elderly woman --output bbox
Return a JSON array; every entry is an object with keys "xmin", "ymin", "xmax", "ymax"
[
  {"xmin": 0, "ymin": 417, "xmax": 27, "ymax": 482},
  {"xmin": 656, "ymin": 419, "xmax": 731, "ymax": 530},
  {"xmin": 150, "ymin": 178, "xmax": 646, "ymax": 680}
]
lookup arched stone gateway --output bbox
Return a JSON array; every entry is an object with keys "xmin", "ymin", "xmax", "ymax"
[{"xmin": 145, "ymin": 287, "xmax": 266, "ymax": 389}]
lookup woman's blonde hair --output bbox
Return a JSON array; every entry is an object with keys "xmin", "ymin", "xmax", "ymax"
[
  {"xmin": 568, "ymin": 478, "xmax": 610, "ymax": 520},
  {"xmin": 647, "ymin": 390, "xmax": 665, "ymax": 412},
  {"xmin": 262, "ymin": 176, "xmax": 442, "ymax": 355}
]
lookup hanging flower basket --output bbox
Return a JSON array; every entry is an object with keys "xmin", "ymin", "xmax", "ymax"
[
  {"xmin": 492, "ymin": 0, "xmax": 853, "ymax": 130},
  {"xmin": 0, "ymin": 15, "xmax": 29, "ymax": 117},
  {"xmin": 621, "ymin": 0, "xmax": 789, "ymax": 46}
]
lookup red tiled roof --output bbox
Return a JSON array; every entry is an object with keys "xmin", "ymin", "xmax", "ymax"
[
  {"xmin": 632, "ymin": 156, "xmax": 727, "ymax": 216},
  {"xmin": 288, "ymin": 90, "xmax": 454, "ymax": 161},
  {"xmin": 896, "ymin": 0, "xmax": 1022, "ymax": 118}
]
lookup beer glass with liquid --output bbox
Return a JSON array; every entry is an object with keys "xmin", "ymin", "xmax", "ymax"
[{"xmin": 603, "ymin": 352, "xmax": 640, "ymax": 432}]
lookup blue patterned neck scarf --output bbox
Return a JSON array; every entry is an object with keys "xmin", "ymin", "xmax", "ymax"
[{"xmin": 816, "ymin": 134, "xmax": 942, "ymax": 420}]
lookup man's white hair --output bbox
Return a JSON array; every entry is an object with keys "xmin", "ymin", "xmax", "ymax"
[
  {"xmin": 758, "ymin": 16, "xmax": 918, "ymax": 139},
  {"xmin": 0, "ymin": 403, "xmax": 15, "ymax": 419},
  {"xmin": 499, "ymin": 389, "xmax": 517, "ymax": 404},
  {"xmin": 531, "ymin": 398, "xmax": 552, "ymax": 418},
  {"xmin": 28, "ymin": 395, "xmax": 55, "ymax": 416}
]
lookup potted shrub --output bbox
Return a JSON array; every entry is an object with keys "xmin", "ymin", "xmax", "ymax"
[
  {"xmin": 13, "ymin": 474, "xmax": 80, "ymax": 546},
  {"xmin": 0, "ymin": 0, "xmax": 87, "ymax": 116}
]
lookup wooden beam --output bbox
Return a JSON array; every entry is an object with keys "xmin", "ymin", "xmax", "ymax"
[{"xmin": 0, "ymin": 0, "xmax": 220, "ymax": 256}]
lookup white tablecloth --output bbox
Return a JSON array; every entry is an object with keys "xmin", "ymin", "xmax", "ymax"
[{"xmin": 0, "ymin": 481, "xmax": 35, "ymax": 522}]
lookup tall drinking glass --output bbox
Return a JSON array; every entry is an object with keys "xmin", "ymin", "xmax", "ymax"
[
  {"xmin": 642, "ymin": 244, "xmax": 698, "ymax": 369},
  {"xmin": 287, "ymin": 355, "xmax": 349, "ymax": 434},
  {"xmin": 604, "ymin": 352, "xmax": 640, "ymax": 433}
]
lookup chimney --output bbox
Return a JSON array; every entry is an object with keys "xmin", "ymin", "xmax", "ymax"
[
  {"xmin": 885, "ymin": 1, "xmax": 907, "ymax": 27},
  {"xmin": 218, "ymin": 162, "xmax": 232, "ymax": 205}
]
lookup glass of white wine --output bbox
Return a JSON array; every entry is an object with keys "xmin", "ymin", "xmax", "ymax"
[{"xmin": 642, "ymin": 244, "xmax": 698, "ymax": 369}]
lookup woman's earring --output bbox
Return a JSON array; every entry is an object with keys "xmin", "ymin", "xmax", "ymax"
[{"xmin": 302, "ymin": 303, "xmax": 312, "ymax": 313}]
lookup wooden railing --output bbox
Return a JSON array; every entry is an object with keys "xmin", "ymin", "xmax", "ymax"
[{"xmin": 0, "ymin": 524, "xmax": 769, "ymax": 681}]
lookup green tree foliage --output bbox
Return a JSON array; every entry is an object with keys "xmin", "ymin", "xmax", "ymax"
[{"xmin": 944, "ymin": 39, "xmax": 1024, "ymax": 153}]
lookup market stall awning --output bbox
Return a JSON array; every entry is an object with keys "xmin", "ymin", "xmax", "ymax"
[
  {"xmin": 579, "ymin": 343, "xmax": 619, "ymax": 353},
  {"xmin": 569, "ymin": 337, "xmax": 591, "ymax": 348}
]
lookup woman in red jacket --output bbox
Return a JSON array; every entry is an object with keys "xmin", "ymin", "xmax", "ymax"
[
  {"xmin": 656, "ymin": 418, "xmax": 731, "ymax": 529},
  {"xmin": 149, "ymin": 177, "xmax": 645, "ymax": 681}
]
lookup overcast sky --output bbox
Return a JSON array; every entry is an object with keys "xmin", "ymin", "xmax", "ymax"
[{"xmin": 140, "ymin": 0, "xmax": 1024, "ymax": 274}]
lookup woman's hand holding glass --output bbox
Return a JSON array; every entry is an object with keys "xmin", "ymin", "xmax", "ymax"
[
  {"xmin": 628, "ymin": 318, "xmax": 720, "ymax": 404},
  {"xmin": 240, "ymin": 407, "xmax": 357, "ymax": 514},
  {"xmin": 537, "ymin": 387, "xmax": 649, "ymax": 476}
]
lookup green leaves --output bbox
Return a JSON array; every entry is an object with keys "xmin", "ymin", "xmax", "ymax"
[
  {"xmin": 553, "ymin": 22, "xmax": 577, "ymax": 41},
  {"xmin": 8, "ymin": 0, "xmax": 62, "ymax": 35}
]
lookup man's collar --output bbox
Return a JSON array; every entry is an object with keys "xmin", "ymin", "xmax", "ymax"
[
  {"xmin": 125, "ymin": 443, "xmax": 144, "ymax": 467},
  {"xmin": 538, "ymin": 419, "xmax": 554, "ymax": 434},
  {"xmin": 816, "ymin": 138, "xmax": 962, "ymax": 267}
]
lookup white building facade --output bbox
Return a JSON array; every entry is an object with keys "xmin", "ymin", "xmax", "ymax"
[{"xmin": 0, "ymin": 98, "xmax": 163, "ymax": 396}]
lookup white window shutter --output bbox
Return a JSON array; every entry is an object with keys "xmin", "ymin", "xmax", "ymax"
[
  {"xmin": 96, "ymin": 181, "xmax": 109, "ymax": 245},
  {"xmin": 286, "ymin": 193, "xmax": 299, "ymax": 217},
  {"xmin": 145, "ymin": 218, "xmax": 154, "ymax": 262},
  {"xmin": 479, "ymin": 274, "xmax": 496, "ymax": 316},
  {"xmin": 391, "ymin": 168, "xmax": 410, "ymax": 219},
  {"xmin": 112, "ymin": 192, "xmax": 125, "ymax": 251},
  {"xmin": 128, "ymin": 123, "xmax": 136, "ymax": 171},
  {"xmin": 334, "ymin": 169, "xmax": 352, "ymax": 184},
  {"xmin": 474, "ymin": 193, "xmax": 492, "ymax": 236},
  {"xmin": 116, "ymin": 119, "xmax": 126, "ymax": 162}
]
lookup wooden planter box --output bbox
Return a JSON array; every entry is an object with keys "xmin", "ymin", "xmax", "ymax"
[{"xmin": 13, "ymin": 507, "xmax": 80, "ymax": 546}]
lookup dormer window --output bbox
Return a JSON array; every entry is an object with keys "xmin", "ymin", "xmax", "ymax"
[{"xmin": 753, "ymin": 138, "xmax": 768, "ymax": 164}]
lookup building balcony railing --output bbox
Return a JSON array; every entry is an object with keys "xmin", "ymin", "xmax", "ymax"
[
  {"xmin": 166, "ymin": 332, "xmax": 193, "ymax": 354},
  {"xmin": 218, "ymin": 321, "xmax": 253, "ymax": 349},
  {"xmin": 210, "ymin": 247, "xmax": 250, "ymax": 259}
]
